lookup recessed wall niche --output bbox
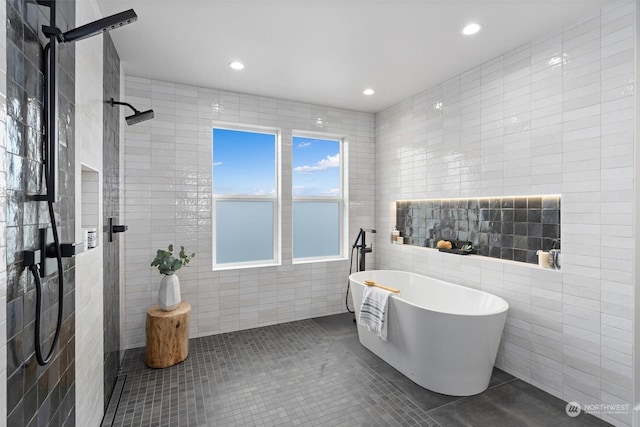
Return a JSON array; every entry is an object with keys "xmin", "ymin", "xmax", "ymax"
[
  {"xmin": 395, "ymin": 195, "xmax": 561, "ymax": 264},
  {"xmin": 81, "ymin": 165, "xmax": 100, "ymax": 249}
]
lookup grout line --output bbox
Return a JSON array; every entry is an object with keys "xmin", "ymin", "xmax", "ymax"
[
  {"xmin": 424, "ymin": 396, "xmax": 466, "ymax": 415},
  {"xmin": 487, "ymin": 376, "xmax": 519, "ymax": 390}
]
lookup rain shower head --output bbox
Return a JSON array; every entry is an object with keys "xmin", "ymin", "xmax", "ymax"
[
  {"xmin": 126, "ymin": 109, "xmax": 155, "ymax": 125},
  {"xmin": 62, "ymin": 9, "xmax": 137, "ymax": 43},
  {"xmin": 109, "ymin": 98, "xmax": 155, "ymax": 125},
  {"xmin": 35, "ymin": 1, "xmax": 140, "ymax": 204}
]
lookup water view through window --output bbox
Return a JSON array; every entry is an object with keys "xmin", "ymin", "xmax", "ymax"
[
  {"xmin": 212, "ymin": 129, "xmax": 344, "ymax": 265},
  {"xmin": 292, "ymin": 136, "xmax": 343, "ymax": 259},
  {"xmin": 213, "ymin": 127, "xmax": 278, "ymax": 266}
]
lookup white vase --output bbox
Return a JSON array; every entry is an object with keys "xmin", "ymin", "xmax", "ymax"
[{"xmin": 158, "ymin": 273, "xmax": 181, "ymax": 311}]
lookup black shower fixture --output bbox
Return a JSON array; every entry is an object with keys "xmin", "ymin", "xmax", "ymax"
[
  {"xmin": 26, "ymin": 0, "xmax": 139, "ymax": 367},
  {"xmin": 345, "ymin": 228, "xmax": 377, "ymax": 314},
  {"xmin": 61, "ymin": 9, "xmax": 137, "ymax": 43},
  {"xmin": 354, "ymin": 228, "xmax": 377, "ymax": 272},
  {"xmin": 36, "ymin": 2, "xmax": 139, "ymax": 202},
  {"xmin": 108, "ymin": 98, "xmax": 155, "ymax": 125}
]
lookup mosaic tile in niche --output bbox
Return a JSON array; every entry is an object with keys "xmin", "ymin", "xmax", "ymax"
[{"xmin": 396, "ymin": 195, "xmax": 561, "ymax": 265}]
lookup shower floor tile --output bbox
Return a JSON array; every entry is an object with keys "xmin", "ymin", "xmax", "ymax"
[{"xmin": 108, "ymin": 313, "xmax": 611, "ymax": 427}]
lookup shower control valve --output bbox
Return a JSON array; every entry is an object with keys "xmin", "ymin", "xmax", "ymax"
[
  {"xmin": 24, "ymin": 249, "xmax": 41, "ymax": 267},
  {"xmin": 60, "ymin": 243, "xmax": 84, "ymax": 257},
  {"xmin": 38, "ymin": 228, "xmax": 83, "ymax": 277}
]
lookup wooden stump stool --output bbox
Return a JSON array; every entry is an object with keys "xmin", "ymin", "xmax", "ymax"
[{"xmin": 145, "ymin": 302, "xmax": 191, "ymax": 368}]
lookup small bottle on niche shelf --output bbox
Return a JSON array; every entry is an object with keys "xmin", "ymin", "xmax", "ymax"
[{"xmin": 392, "ymin": 226, "xmax": 400, "ymax": 243}]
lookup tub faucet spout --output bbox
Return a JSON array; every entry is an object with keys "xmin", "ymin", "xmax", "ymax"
[{"xmin": 353, "ymin": 228, "xmax": 376, "ymax": 271}]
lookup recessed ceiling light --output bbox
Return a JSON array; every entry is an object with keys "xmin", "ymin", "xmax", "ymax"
[
  {"xmin": 363, "ymin": 88, "xmax": 375, "ymax": 96},
  {"xmin": 229, "ymin": 61, "xmax": 245, "ymax": 70},
  {"xmin": 462, "ymin": 23, "xmax": 481, "ymax": 35}
]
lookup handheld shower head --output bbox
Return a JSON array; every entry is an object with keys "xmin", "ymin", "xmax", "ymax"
[
  {"xmin": 109, "ymin": 98, "xmax": 154, "ymax": 126},
  {"xmin": 62, "ymin": 9, "xmax": 137, "ymax": 43}
]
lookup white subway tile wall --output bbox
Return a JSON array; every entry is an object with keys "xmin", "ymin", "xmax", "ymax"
[
  {"xmin": 74, "ymin": 0, "xmax": 106, "ymax": 425},
  {"xmin": 123, "ymin": 79, "xmax": 375, "ymax": 349},
  {"xmin": 0, "ymin": 0, "xmax": 6, "ymax": 424},
  {"xmin": 375, "ymin": 2, "xmax": 634, "ymax": 426},
  {"xmin": 80, "ymin": 168, "xmax": 99, "ymax": 230}
]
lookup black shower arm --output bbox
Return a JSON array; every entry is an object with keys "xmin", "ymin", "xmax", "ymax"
[
  {"xmin": 109, "ymin": 98, "xmax": 141, "ymax": 114},
  {"xmin": 37, "ymin": 2, "xmax": 137, "ymax": 43}
]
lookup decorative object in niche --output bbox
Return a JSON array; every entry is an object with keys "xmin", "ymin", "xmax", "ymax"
[
  {"xmin": 396, "ymin": 196, "xmax": 561, "ymax": 265},
  {"xmin": 438, "ymin": 241, "xmax": 473, "ymax": 255},
  {"xmin": 549, "ymin": 239, "xmax": 561, "ymax": 270},
  {"xmin": 536, "ymin": 250, "xmax": 551, "ymax": 268}
]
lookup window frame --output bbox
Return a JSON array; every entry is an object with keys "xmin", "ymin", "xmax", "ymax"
[
  {"xmin": 291, "ymin": 131, "xmax": 348, "ymax": 264},
  {"xmin": 211, "ymin": 123, "xmax": 282, "ymax": 270}
]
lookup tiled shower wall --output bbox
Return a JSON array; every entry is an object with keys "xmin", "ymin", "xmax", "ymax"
[
  {"xmin": 74, "ymin": 0, "xmax": 104, "ymax": 425},
  {"xmin": 102, "ymin": 32, "xmax": 121, "ymax": 411},
  {"xmin": 0, "ymin": 0, "xmax": 6, "ymax": 423},
  {"xmin": 122, "ymin": 78, "xmax": 375, "ymax": 349},
  {"xmin": 6, "ymin": 1, "xmax": 77, "ymax": 426},
  {"xmin": 376, "ymin": 2, "xmax": 634, "ymax": 426}
]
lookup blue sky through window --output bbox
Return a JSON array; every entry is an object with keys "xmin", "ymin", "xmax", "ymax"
[
  {"xmin": 213, "ymin": 129, "xmax": 340, "ymax": 196},
  {"xmin": 212, "ymin": 128, "xmax": 343, "ymax": 263},
  {"xmin": 292, "ymin": 136, "xmax": 340, "ymax": 196},
  {"xmin": 213, "ymin": 128, "xmax": 276, "ymax": 195}
]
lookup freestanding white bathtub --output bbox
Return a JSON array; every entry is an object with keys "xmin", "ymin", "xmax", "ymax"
[{"xmin": 350, "ymin": 270, "xmax": 508, "ymax": 396}]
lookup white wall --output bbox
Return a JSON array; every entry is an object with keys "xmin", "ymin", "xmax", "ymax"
[
  {"xmin": 0, "ymin": 0, "xmax": 7, "ymax": 424},
  {"xmin": 122, "ymin": 78, "xmax": 375, "ymax": 349},
  {"xmin": 74, "ymin": 0, "xmax": 105, "ymax": 425},
  {"xmin": 375, "ymin": 2, "xmax": 634, "ymax": 426}
]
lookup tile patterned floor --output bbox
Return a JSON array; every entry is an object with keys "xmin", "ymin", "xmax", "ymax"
[{"xmin": 105, "ymin": 313, "xmax": 611, "ymax": 427}]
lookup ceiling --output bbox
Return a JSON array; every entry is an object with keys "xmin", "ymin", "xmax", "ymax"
[{"xmin": 95, "ymin": 0, "xmax": 614, "ymax": 113}]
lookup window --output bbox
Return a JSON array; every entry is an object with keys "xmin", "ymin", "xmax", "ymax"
[
  {"xmin": 292, "ymin": 134, "xmax": 346, "ymax": 261},
  {"xmin": 212, "ymin": 126, "xmax": 280, "ymax": 268}
]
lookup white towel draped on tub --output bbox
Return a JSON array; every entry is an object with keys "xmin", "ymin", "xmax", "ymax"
[{"xmin": 358, "ymin": 285, "xmax": 393, "ymax": 341}]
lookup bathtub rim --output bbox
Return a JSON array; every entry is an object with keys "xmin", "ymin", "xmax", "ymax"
[{"xmin": 350, "ymin": 269, "xmax": 509, "ymax": 317}]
